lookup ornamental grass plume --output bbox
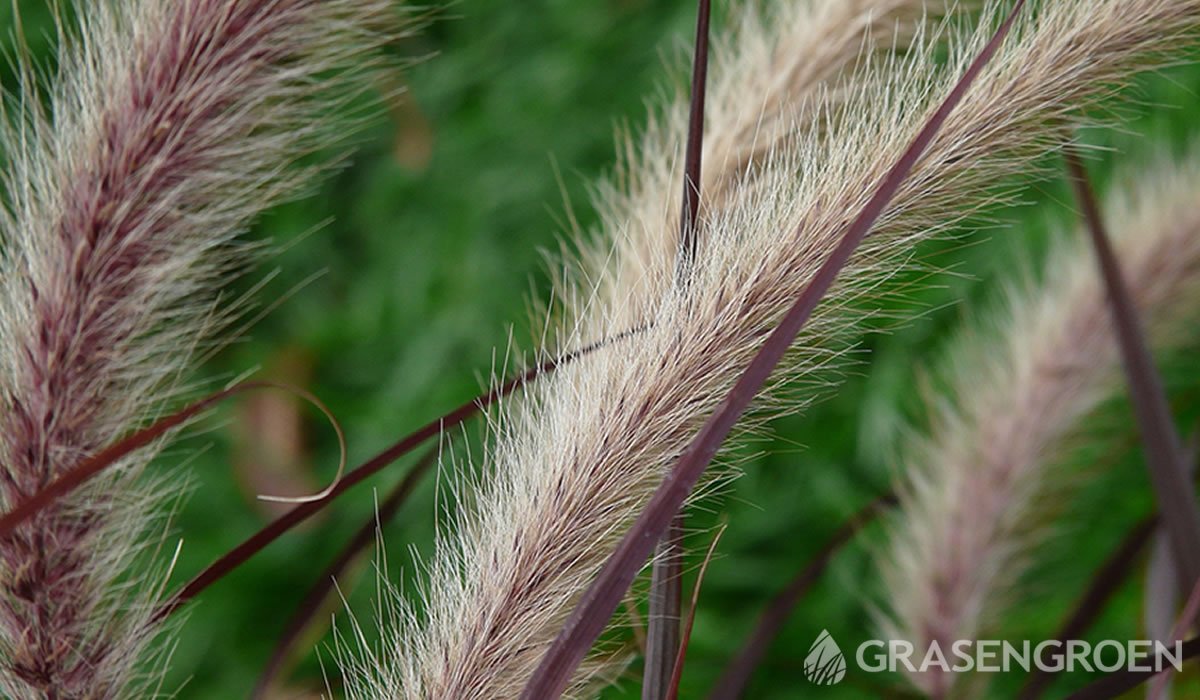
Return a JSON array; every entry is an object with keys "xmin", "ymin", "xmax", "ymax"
[
  {"xmin": 878, "ymin": 151, "xmax": 1200, "ymax": 698},
  {"xmin": 591, "ymin": 0, "xmax": 950, "ymax": 320},
  {"xmin": 0, "ymin": 0, "xmax": 397, "ymax": 696},
  {"xmin": 342, "ymin": 1, "xmax": 1200, "ymax": 698}
]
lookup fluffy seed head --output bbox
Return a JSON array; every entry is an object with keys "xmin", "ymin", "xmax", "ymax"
[
  {"xmin": 345, "ymin": 1, "xmax": 1200, "ymax": 697},
  {"xmin": 879, "ymin": 150, "xmax": 1200, "ymax": 697},
  {"xmin": 0, "ymin": 0, "xmax": 399, "ymax": 695}
]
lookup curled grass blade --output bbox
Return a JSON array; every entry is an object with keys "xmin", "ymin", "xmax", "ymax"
[
  {"xmin": 252, "ymin": 447, "xmax": 439, "ymax": 698},
  {"xmin": 155, "ymin": 327, "xmax": 644, "ymax": 620},
  {"xmin": 0, "ymin": 380, "xmax": 341, "ymax": 538}
]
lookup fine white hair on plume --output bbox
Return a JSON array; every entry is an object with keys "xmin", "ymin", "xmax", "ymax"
[
  {"xmin": 339, "ymin": 0, "xmax": 1200, "ymax": 698},
  {"xmin": 878, "ymin": 149, "xmax": 1200, "ymax": 698},
  {"xmin": 0, "ymin": 0, "xmax": 403, "ymax": 696},
  {"xmin": 574, "ymin": 0, "xmax": 960, "ymax": 334}
]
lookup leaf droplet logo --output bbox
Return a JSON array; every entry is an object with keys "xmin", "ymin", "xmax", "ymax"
[{"xmin": 804, "ymin": 629, "xmax": 847, "ymax": 686}]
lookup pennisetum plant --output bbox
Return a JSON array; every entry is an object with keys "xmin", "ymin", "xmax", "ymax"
[
  {"xmin": 0, "ymin": 0, "xmax": 402, "ymax": 696},
  {"xmin": 3, "ymin": 0, "xmax": 1200, "ymax": 697},
  {"xmin": 878, "ymin": 149, "xmax": 1200, "ymax": 698},
  {"xmin": 336, "ymin": 0, "xmax": 1200, "ymax": 697}
]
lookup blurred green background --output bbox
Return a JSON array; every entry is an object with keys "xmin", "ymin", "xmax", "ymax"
[{"xmin": 4, "ymin": 1, "xmax": 1200, "ymax": 698}]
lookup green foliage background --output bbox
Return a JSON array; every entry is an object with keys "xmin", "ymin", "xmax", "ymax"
[{"xmin": 3, "ymin": 1, "xmax": 1200, "ymax": 697}]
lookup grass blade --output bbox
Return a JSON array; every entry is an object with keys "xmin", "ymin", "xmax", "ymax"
[
  {"xmin": 0, "ymin": 381, "xmax": 334, "ymax": 538},
  {"xmin": 709, "ymin": 494, "xmax": 895, "ymax": 700},
  {"xmin": 645, "ymin": 518, "xmax": 686, "ymax": 700},
  {"xmin": 648, "ymin": 1, "xmax": 713, "ymax": 696},
  {"xmin": 252, "ymin": 447, "xmax": 438, "ymax": 698},
  {"xmin": 677, "ymin": 0, "xmax": 711, "ymax": 270},
  {"xmin": 155, "ymin": 330, "xmax": 639, "ymax": 620},
  {"xmin": 1022, "ymin": 439, "xmax": 1200, "ymax": 698},
  {"xmin": 1064, "ymin": 150, "xmax": 1200, "ymax": 595},
  {"xmin": 1144, "ymin": 433, "xmax": 1200, "ymax": 699},
  {"xmin": 1149, "ymin": 576, "xmax": 1200, "ymax": 699},
  {"xmin": 1019, "ymin": 516, "xmax": 1158, "ymax": 699},
  {"xmin": 1146, "ymin": 534, "xmax": 1182, "ymax": 639},
  {"xmin": 521, "ymin": 5, "xmax": 1026, "ymax": 695},
  {"xmin": 664, "ymin": 526, "xmax": 724, "ymax": 700}
]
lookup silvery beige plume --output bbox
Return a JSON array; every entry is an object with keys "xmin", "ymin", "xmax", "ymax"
[
  {"xmin": 879, "ymin": 150, "xmax": 1200, "ymax": 698},
  {"xmin": 340, "ymin": 0, "xmax": 1200, "ymax": 698},
  {"xmin": 0, "ymin": 0, "xmax": 398, "ymax": 696},
  {"xmin": 587, "ymin": 0, "xmax": 950, "ymax": 325}
]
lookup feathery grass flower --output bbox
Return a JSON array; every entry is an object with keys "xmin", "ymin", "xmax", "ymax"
[
  {"xmin": 0, "ymin": 0, "xmax": 399, "ymax": 695},
  {"xmin": 880, "ymin": 150, "xmax": 1200, "ymax": 698},
  {"xmin": 346, "ymin": 1, "xmax": 1200, "ymax": 697}
]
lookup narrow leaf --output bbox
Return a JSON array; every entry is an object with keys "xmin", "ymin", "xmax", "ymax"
[
  {"xmin": 1064, "ymin": 149, "xmax": 1200, "ymax": 595},
  {"xmin": 677, "ymin": 0, "xmax": 711, "ymax": 269},
  {"xmin": 1018, "ymin": 516, "xmax": 1158, "ymax": 699},
  {"xmin": 0, "ymin": 380, "xmax": 317, "ymax": 538},
  {"xmin": 522, "ymin": 5, "xmax": 1026, "ymax": 695},
  {"xmin": 648, "ymin": 1, "xmax": 713, "ymax": 695},
  {"xmin": 645, "ymin": 518, "xmax": 686, "ymax": 700},
  {"xmin": 1146, "ymin": 533, "xmax": 1180, "ymax": 642},
  {"xmin": 709, "ymin": 494, "xmax": 895, "ymax": 700},
  {"xmin": 665, "ymin": 525, "xmax": 725, "ymax": 700},
  {"xmin": 1143, "ymin": 433, "xmax": 1200, "ymax": 700},
  {"xmin": 1022, "ymin": 438, "xmax": 1199, "ymax": 698},
  {"xmin": 155, "ymin": 327, "xmax": 641, "ymax": 620},
  {"xmin": 1149, "ymin": 577, "xmax": 1200, "ymax": 699}
]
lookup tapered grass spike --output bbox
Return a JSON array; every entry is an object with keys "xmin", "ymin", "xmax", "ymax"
[
  {"xmin": 1064, "ymin": 149, "xmax": 1200, "ymax": 595},
  {"xmin": 522, "ymin": 4, "xmax": 1027, "ymax": 694},
  {"xmin": 648, "ymin": 1, "xmax": 713, "ymax": 696}
]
